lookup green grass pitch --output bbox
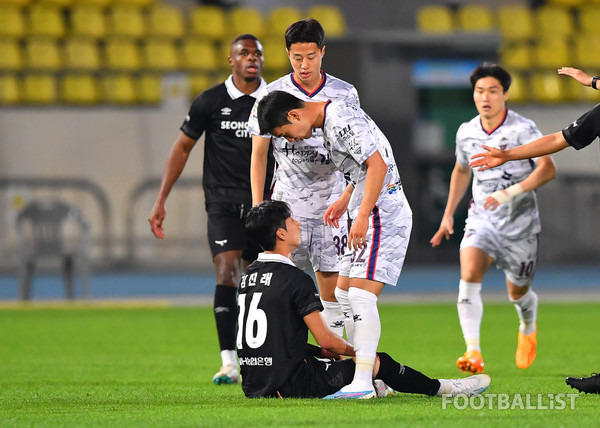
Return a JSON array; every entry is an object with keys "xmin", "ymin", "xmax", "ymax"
[{"xmin": 1, "ymin": 302, "xmax": 598, "ymax": 427}]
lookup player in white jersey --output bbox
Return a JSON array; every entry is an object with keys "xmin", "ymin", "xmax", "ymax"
[
  {"xmin": 430, "ymin": 64, "xmax": 556, "ymax": 374},
  {"xmin": 248, "ymin": 19, "xmax": 359, "ymax": 337},
  {"xmin": 256, "ymin": 90, "xmax": 413, "ymax": 399}
]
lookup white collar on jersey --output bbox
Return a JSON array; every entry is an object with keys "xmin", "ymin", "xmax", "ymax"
[
  {"xmin": 257, "ymin": 252, "xmax": 295, "ymax": 266},
  {"xmin": 225, "ymin": 75, "xmax": 267, "ymax": 100}
]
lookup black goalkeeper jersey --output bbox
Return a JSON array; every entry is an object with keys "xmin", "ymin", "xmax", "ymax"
[
  {"xmin": 237, "ymin": 253, "xmax": 323, "ymax": 398},
  {"xmin": 180, "ymin": 76, "xmax": 274, "ymax": 203},
  {"xmin": 562, "ymin": 103, "xmax": 600, "ymax": 151}
]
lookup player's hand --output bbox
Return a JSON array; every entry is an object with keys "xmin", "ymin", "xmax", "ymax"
[
  {"xmin": 557, "ymin": 67, "xmax": 593, "ymax": 87},
  {"xmin": 324, "ymin": 197, "xmax": 349, "ymax": 228},
  {"xmin": 148, "ymin": 203, "xmax": 166, "ymax": 239},
  {"xmin": 430, "ymin": 216, "xmax": 453, "ymax": 247},
  {"xmin": 348, "ymin": 215, "xmax": 368, "ymax": 251},
  {"xmin": 469, "ymin": 145, "xmax": 506, "ymax": 171},
  {"xmin": 484, "ymin": 195, "xmax": 501, "ymax": 210}
]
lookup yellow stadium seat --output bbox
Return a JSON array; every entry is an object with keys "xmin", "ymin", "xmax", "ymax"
[
  {"xmin": 534, "ymin": 37, "xmax": 571, "ymax": 69},
  {"xmin": 28, "ymin": 5, "xmax": 66, "ymax": 38},
  {"xmin": 0, "ymin": 40, "xmax": 23, "ymax": 71},
  {"xmin": 103, "ymin": 73, "xmax": 137, "ymax": 104},
  {"xmin": 36, "ymin": 0, "xmax": 74, "ymax": 7},
  {"xmin": 0, "ymin": 5, "xmax": 26, "ymax": 39},
  {"xmin": 181, "ymin": 39, "xmax": 218, "ymax": 72},
  {"xmin": 138, "ymin": 73, "xmax": 161, "ymax": 104},
  {"xmin": 307, "ymin": 5, "xmax": 346, "ymax": 37},
  {"xmin": 534, "ymin": 5, "xmax": 574, "ymax": 39},
  {"xmin": 63, "ymin": 38, "xmax": 101, "ymax": 71},
  {"xmin": 228, "ymin": 6, "xmax": 265, "ymax": 39},
  {"xmin": 118, "ymin": 0, "xmax": 155, "ymax": 7},
  {"xmin": 530, "ymin": 72, "xmax": 567, "ymax": 103},
  {"xmin": 266, "ymin": 6, "xmax": 302, "ymax": 38},
  {"xmin": 24, "ymin": 38, "xmax": 62, "ymax": 71},
  {"xmin": 70, "ymin": 5, "xmax": 106, "ymax": 39},
  {"xmin": 546, "ymin": 0, "xmax": 584, "ymax": 6},
  {"xmin": 456, "ymin": 4, "xmax": 494, "ymax": 33},
  {"xmin": 107, "ymin": 5, "xmax": 146, "ymax": 39},
  {"xmin": 0, "ymin": 0, "xmax": 30, "ymax": 6},
  {"xmin": 416, "ymin": 5, "xmax": 453, "ymax": 34},
  {"xmin": 578, "ymin": 6, "xmax": 600, "ymax": 36},
  {"xmin": 261, "ymin": 36, "xmax": 289, "ymax": 73},
  {"xmin": 497, "ymin": 5, "xmax": 533, "ymax": 41},
  {"xmin": 22, "ymin": 73, "xmax": 57, "ymax": 104},
  {"xmin": 506, "ymin": 71, "xmax": 528, "ymax": 104},
  {"xmin": 104, "ymin": 38, "xmax": 141, "ymax": 71},
  {"xmin": 573, "ymin": 35, "xmax": 600, "ymax": 69},
  {"xmin": 61, "ymin": 73, "xmax": 101, "ymax": 104},
  {"xmin": 187, "ymin": 72, "xmax": 212, "ymax": 96},
  {"xmin": 147, "ymin": 4, "xmax": 185, "ymax": 39},
  {"xmin": 565, "ymin": 74, "xmax": 600, "ymax": 102},
  {"xmin": 141, "ymin": 39, "xmax": 180, "ymax": 72},
  {"xmin": 76, "ymin": 0, "xmax": 113, "ymax": 6},
  {"xmin": 0, "ymin": 74, "xmax": 21, "ymax": 104},
  {"xmin": 189, "ymin": 5, "xmax": 227, "ymax": 41},
  {"xmin": 499, "ymin": 41, "xmax": 533, "ymax": 71}
]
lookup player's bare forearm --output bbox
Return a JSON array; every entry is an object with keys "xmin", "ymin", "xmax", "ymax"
[
  {"xmin": 557, "ymin": 67, "xmax": 593, "ymax": 87},
  {"xmin": 250, "ymin": 135, "xmax": 270, "ymax": 205},
  {"xmin": 305, "ymin": 311, "xmax": 355, "ymax": 357},
  {"xmin": 324, "ymin": 185, "xmax": 352, "ymax": 227},
  {"xmin": 517, "ymin": 155, "xmax": 556, "ymax": 192}
]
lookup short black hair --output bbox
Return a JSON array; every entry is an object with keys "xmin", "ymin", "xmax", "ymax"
[
  {"xmin": 231, "ymin": 33, "xmax": 259, "ymax": 47},
  {"xmin": 285, "ymin": 18, "xmax": 325, "ymax": 49},
  {"xmin": 257, "ymin": 90, "xmax": 305, "ymax": 135},
  {"xmin": 470, "ymin": 63, "xmax": 512, "ymax": 92},
  {"xmin": 244, "ymin": 200, "xmax": 292, "ymax": 251}
]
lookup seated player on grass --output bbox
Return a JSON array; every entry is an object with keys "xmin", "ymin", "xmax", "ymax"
[{"xmin": 236, "ymin": 200, "xmax": 491, "ymax": 399}]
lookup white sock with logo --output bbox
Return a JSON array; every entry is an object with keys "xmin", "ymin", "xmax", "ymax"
[
  {"xmin": 334, "ymin": 287, "xmax": 354, "ymax": 343},
  {"xmin": 320, "ymin": 298, "xmax": 345, "ymax": 337},
  {"xmin": 457, "ymin": 280, "xmax": 483, "ymax": 352},
  {"xmin": 342, "ymin": 287, "xmax": 380, "ymax": 391},
  {"xmin": 510, "ymin": 289, "xmax": 538, "ymax": 335}
]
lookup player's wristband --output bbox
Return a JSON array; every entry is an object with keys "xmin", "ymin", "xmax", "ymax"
[
  {"xmin": 490, "ymin": 183, "xmax": 524, "ymax": 205},
  {"xmin": 592, "ymin": 76, "xmax": 599, "ymax": 90}
]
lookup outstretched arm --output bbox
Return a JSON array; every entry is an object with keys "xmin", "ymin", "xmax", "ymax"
[
  {"xmin": 558, "ymin": 67, "xmax": 594, "ymax": 88},
  {"xmin": 470, "ymin": 132, "xmax": 569, "ymax": 171},
  {"xmin": 148, "ymin": 132, "xmax": 197, "ymax": 239}
]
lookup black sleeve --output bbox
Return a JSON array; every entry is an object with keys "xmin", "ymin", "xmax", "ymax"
[
  {"xmin": 179, "ymin": 91, "xmax": 212, "ymax": 140},
  {"xmin": 562, "ymin": 103, "xmax": 600, "ymax": 150}
]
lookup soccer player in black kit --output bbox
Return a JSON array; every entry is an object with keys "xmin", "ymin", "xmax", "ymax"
[
  {"xmin": 238, "ymin": 200, "xmax": 491, "ymax": 399},
  {"xmin": 149, "ymin": 34, "xmax": 275, "ymax": 385}
]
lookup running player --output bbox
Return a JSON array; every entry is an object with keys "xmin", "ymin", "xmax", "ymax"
[
  {"xmin": 256, "ymin": 91, "xmax": 413, "ymax": 399},
  {"xmin": 148, "ymin": 34, "xmax": 275, "ymax": 385},
  {"xmin": 247, "ymin": 19, "xmax": 359, "ymax": 337},
  {"xmin": 238, "ymin": 199, "xmax": 490, "ymax": 399},
  {"xmin": 430, "ymin": 63, "xmax": 556, "ymax": 374}
]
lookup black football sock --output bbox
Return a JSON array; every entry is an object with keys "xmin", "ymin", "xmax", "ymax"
[
  {"xmin": 214, "ymin": 285, "xmax": 238, "ymax": 351},
  {"xmin": 376, "ymin": 352, "xmax": 441, "ymax": 396}
]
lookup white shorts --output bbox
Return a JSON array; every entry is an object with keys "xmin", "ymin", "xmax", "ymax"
[
  {"xmin": 460, "ymin": 223, "xmax": 539, "ymax": 287},
  {"xmin": 291, "ymin": 216, "xmax": 348, "ymax": 273},
  {"xmin": 339, "ymin": 208, "xmax": 412, "ymax": 286}
]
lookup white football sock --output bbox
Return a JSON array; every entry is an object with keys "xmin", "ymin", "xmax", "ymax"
[
  {"xmin": 221, "ymin": 349, "xmax": 237, "ymax": 367},
  {"xmin": 510, "ymin": 289, "xmax": 538, "ymax": 335},
  {"xmin": 334, "ymin": 287, "xmax": 354, "ymax": 343},
  {"xmin": 343, "ymin": 287, "xmax": 380, "ymax": 391},
  {"xmin": 320, "ymin": 298, "xmax": 345, "ymax": 337},
  {"xmin": 457, "ymin": 280, "xmax": 483, "ymax": 352}
]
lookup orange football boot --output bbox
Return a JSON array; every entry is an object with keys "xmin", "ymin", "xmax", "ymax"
[
  {"xmin": 456, "ymin": 350, "xmax": 485, "ymax": 374},
  {"xmin": 516, "ymin": 326, "xmax": 537, "ymax": 369}
]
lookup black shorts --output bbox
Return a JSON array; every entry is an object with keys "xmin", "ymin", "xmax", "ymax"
[
  {"xmin": 206, "ymin": 201, "xmax": 261, "ymax": 262},
  {"xmin": 275, "ymin": 357, "xmax": 355, "ymax": 398}
]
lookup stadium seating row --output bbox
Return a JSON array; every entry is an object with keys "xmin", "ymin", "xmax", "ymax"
[
  {"xmin": 0, "ymin": 2, "xmax": 346, "ymax": 41},
  {"xmin": 505, "ymin": 70, "xmax": 600, "ymax": 104},
  {"xmin": 417, "ymin": 3, "xmax": 600, "ymax": 39},
  {"xmin": 0, "ymin": 71, "xmax": 226, "ymax": 105}
]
